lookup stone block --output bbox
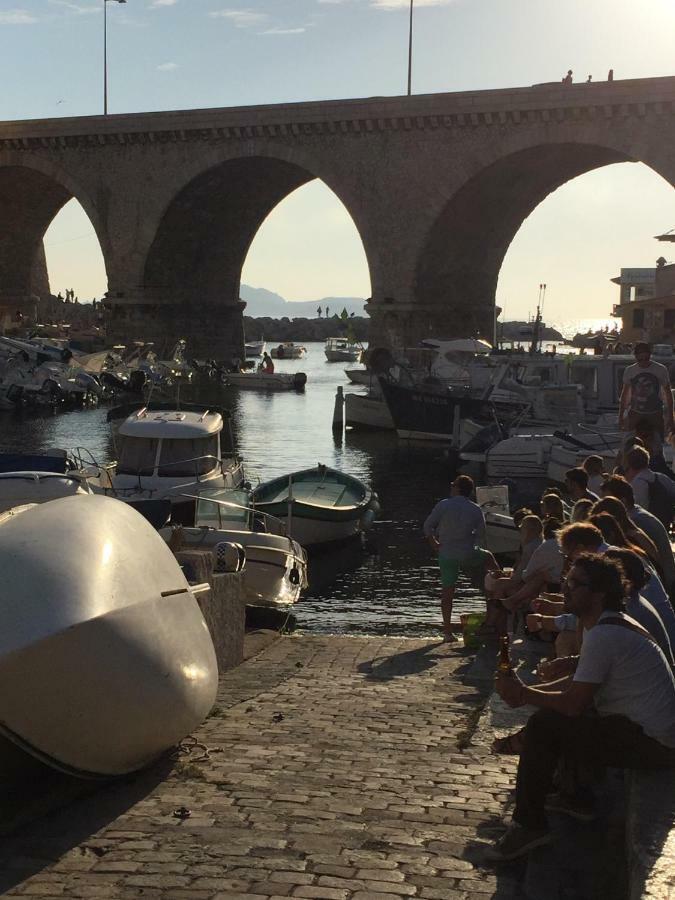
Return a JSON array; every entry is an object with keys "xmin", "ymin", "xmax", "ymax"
[{"xmin": 174, "ymin": 549, "xmax": 245, "ymax": 673}]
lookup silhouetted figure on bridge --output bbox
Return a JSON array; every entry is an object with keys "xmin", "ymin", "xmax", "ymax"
[
  {"xmin": 562, "ymin": 70, "xmax": 573, "ymax": 84},
  {"xmin": 608, "ymin": 69, "xmax": 614, "ymax": 81}
]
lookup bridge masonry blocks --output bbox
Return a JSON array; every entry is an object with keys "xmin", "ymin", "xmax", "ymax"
[{"xmin": 1, "ymin": 77, "xmax": 675, "ymax": 355}]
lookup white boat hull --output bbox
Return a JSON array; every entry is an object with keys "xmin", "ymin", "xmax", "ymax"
[
  {"xmin": 344, "ymin": 393, "xmax": 394, "ymax": 431},
  {"xmin": 163, "ymin": 527, "xmax": 308, "ymax": 607},
  {"xmin": 278, "ymin": 514, "xmax": 367, "ymax": 547},
  {"xmin": 325, "ymin": 349, "xmax": 361, "ymax": 363},
  {"xmin": 485, "ymin": 512, "xmax": 521, "ymax": 556},
  {"xmin": 0, "ymin": 495, "xmax": 218, "ymax": 777}
]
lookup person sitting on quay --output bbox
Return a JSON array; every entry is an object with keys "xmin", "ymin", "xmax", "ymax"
[
  {"xmin": 540, "ymin": 492, "xmax": 568, "ymax": 523},
  {"xmin": 570, "ymin": 498, "xmax": 594, "ymax": 522},
  {"xmin": 423, "ymin": 474, "xmax": 498, "ymax": 643},
  {"xmin": 590, "ymin": 494, "xmax": 659, "ymax": 565},
  {"xmin": 605, "ymin": 549, "xmax": 674, "ymax": 665},
  {"xmin": 527, "ymin": 522, "xmax": 608, "ymax": 657},
  {"xmin": 582, "ymin": 454, "xmax": 607, "ymax": 496},
  {"xmin": 565, "ymin": 467, "xmax": 599, "ymax": 503},
  {"xmin": 600, "ymin": 475, "xmax": 675, "ymax": 595},
  {"xmin": 491, "ymin": 553, "xmax": 675, "ymax": 861},
  {"xmin": 489, "ymin": 518, "xmax": 565, "ymax": 641},
  {"xmin": 622, "ymin": 445, "xmax": 675, "ymax": 529}
]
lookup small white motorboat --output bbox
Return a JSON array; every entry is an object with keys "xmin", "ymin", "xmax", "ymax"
[
  {"xmin": 220, "ymin": 370, "xmax": 307, "ymax": 391},
  {"xmin": 245, "ymin": 340, "xmax": 266, "ymax": 358},
  {"xmin": 0, "ymin": 471, "xmax": 92, "ymax": 514},
  {"xmin": 251, "ymin": 464, "xmax": 380, "ymax": 547},
  {"xmin": 108, "ymin": 403, "xmax": 245, "ymax": 504},
  {"xmin": 0, "ymin": 495, "xmax": 217, "ymax": 777},
  {"xmin": 344, "ymin": 389, "xmax": 394, "ymax": 430},
  {"xmin": 164, "ymin": 487, "xmax": 308, "ymax": 607},
  {"xmin": 324, "ymin": 337, "xmax": 362, "ymax": 363},
  {"xmin": 270, "ymin": 342, "xmax": 307, "ymax": 360}
]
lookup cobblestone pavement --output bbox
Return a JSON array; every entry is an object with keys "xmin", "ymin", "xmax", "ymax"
[{"xmin": 0, "ymin": 636, "xmax": 523, "ymax": 899}]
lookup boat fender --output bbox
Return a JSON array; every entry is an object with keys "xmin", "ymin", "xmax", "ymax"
[{"xmin": 214, "ymin": 541, "xmax": 246, "ymax": 573}]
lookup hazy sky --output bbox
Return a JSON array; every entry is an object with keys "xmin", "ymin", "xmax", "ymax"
[{"xmin": 5, "ymin": 0, "xmax": 675, "ymax": 322}]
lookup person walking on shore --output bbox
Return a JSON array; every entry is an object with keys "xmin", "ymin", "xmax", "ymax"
[{"xmin": 423, "ymin": 475, "xmax": 497, "ymax": 642}]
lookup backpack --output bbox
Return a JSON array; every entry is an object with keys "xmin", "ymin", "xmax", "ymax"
[{"xmin": 647, "ymin": 473, "xmax": 675, "ymax": 530}]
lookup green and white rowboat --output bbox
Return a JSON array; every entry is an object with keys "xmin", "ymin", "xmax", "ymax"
[{"xmin": 251, "ymin": 465, "xmax": 380, "ymax": 547}]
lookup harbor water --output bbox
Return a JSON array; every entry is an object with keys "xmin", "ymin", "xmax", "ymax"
[{"xmin": 0, "ymin": 342, "xmax": 485, "ymax": 637}]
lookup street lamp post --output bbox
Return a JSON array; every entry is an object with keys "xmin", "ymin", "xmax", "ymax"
[
  {"xmin": 104, "ymin": 0, "xmax": 126, "ymax": 116},
  {"xmin": 407, "ymin": 0, "xmax": 413, "ymax": 96}
]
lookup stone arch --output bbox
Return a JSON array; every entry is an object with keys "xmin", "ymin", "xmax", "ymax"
[
  {"xmin": 414, "ymin": 141, "xmax": 674, "ymax": 339},
  {"xmin": 142, "ymin": 150, "xmax": 373, "ymax": 308},
  {"xmin": 0, "ymin": 155, "xmax": 107, "ymax": 305}
]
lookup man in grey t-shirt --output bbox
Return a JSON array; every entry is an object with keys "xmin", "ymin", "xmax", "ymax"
[
  {"xmin": 619, "ymin": 342, "xmax": 673, "ymax": 453},
  {"xmin": 423, "ymin": 475, "xmax": 497, "ymax": 642},
  {"xmin": 490, "ymin": 554, "xmax": 675, "ymax": 861}
]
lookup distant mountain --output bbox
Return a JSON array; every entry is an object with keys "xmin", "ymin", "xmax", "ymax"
[{"xmin": 240, "ymin": 284, "xmax": 367, "ymax": 319}]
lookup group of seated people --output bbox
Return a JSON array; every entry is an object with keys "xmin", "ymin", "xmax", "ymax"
[{"xmin": 483, "ymin": 449, "xmax": 675, "ymax": 860}]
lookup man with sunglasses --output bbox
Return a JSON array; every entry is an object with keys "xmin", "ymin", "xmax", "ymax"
[{"xmin": 491, "ymin": 554, "xmax": 675, "ymax": 861}]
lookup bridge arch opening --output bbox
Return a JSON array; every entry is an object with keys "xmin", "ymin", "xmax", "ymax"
[
  {"xmin": 143, "ymin": 155, "xmax": 372, "ymax": 310},
  {"xmin": 497, "ymin": 161, "xmax": 675, "ymax": 331},
  {"xmin": 415, "ymin": 143, "xmax": 674, "ymax": 341},
  {"xmin": 0, "ymin": 163, "xmax": 106, "ymax": 324}
]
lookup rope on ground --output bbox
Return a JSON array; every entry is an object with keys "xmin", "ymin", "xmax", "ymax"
[{"xmin": 172, "ymin": 734, "xmax": 221, "ymax": 763}]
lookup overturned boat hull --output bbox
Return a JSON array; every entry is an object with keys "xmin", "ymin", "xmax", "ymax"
[{"xmin": 0, "ymin": 495, "xmax": 217, "ymax": 777}]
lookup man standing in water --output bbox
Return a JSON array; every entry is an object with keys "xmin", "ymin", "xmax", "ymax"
[{"xmin": 424, "ymin": 475, "xmax": 497, "ymax": 642}]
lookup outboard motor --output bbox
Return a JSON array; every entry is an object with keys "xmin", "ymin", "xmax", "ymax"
[
  {"xmin": 293, "ymin": 372, "xmax": 308, "ymax": 390},
  {"xmin": 129, "ymin": 369, "xmax": 148, "ymax": 394},
  {"xmin": 213, "ymin": 542, "xmax": 246, "ymax": 574}
]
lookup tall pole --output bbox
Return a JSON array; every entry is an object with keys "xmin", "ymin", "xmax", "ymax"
[
  {"xmin": 103, "ymin": 0, "xmax": 108, "ymax": 115},
  {"xmin": 407, "ymin": 0, "xmax": 413, "ymax": 96}
]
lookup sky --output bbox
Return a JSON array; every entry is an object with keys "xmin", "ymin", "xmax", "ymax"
[{"xmin": 3, "ymin": 0, "xmax": 675, "ymax": 323}]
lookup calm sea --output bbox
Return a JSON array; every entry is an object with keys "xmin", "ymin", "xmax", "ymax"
[{"xmin": 0, "ymin": 342, "xmax": 486, "ymax": 637}]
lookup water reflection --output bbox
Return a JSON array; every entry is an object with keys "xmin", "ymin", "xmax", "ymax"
[{"xmin": 0, "ymin": 343, "xmax": 483, "ymax": 635}]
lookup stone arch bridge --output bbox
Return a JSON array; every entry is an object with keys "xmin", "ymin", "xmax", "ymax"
[{"xmin": 2, "ymin": 76, "xmax": 675, "ymax": 358}]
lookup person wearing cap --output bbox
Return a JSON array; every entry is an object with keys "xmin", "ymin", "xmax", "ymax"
[{"xmin": 619, "ymin": 342, "xmax": 673, "ymax": 454}]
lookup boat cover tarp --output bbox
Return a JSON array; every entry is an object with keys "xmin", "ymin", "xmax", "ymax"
[{"xmin": 0, "ymin": 454, "xmax": 68, "ymax": 474}]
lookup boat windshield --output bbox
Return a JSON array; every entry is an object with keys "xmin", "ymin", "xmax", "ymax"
[
  {"xmin": 195, "ymin": 489, "xmax": 251, "ymax": 528},
  {"xmin": 117, "ymin": 437, "xmax": 159, "ymax": 476},
  {"xmin": 157, "ymin": 436, "xmax": 219, "ymax": 477}
]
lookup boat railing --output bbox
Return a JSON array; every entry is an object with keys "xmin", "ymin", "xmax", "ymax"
[
  {"xmin": 68, "ymin": 446, "xmax": 116, "ymax": 490},
  {"xmin": 178, "ymin": 491, "xmax": 291, "ymax": 538}
]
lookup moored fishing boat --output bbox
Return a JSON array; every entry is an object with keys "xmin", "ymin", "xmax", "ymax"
[
  {"xmin": 324, "ymin": 337, "xmax": 362, "ymax": 363},
  {"xmin": 0, "ymin": 495, "xmax": 217, "ymax": 777},
  {"xmin": 251, "ymin": 464, "xmax": 379, "ymax": 547},
  {"xmin": 245, "ymin": 340, "xmax": 266, "ymax": 358},
  {"xmin": 165, "ymin": 487, "xmax": 308, "ymax": 607},
  {"xmin": 107, "ymin": 402, "xmax": 245, "ymax": 506},
  {"xmin": 271, "ymin": 342, "xmax": 307, "ymax": 360}
]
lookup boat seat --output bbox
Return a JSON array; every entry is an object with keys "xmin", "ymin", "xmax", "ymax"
[{"xmin": 270, "ymin": 483, "xmax": 347, "ymax": 507}]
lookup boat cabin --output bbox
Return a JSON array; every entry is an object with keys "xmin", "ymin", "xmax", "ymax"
[{"xmin": 114, "ymin": 409, "xmax": 224, "ymax": 483}]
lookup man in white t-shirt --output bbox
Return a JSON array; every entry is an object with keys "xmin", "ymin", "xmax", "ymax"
[
  {"xmin": 619, "ymin": 342, "xmax": 674, "ymax": 452},
  {"xmin": 491, "ymin": 553, "xmax": 675, "ymax": 861}
]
